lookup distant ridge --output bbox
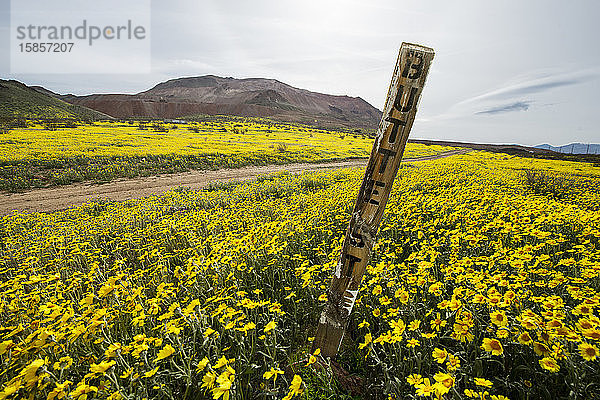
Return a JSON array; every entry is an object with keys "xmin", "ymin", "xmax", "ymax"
[
  {"xmin": 0, "ymin": 79, "xmax": 109, "ymax": 120},
  {"xmin": 58, "ymin": 75, "xmax": 382, "ymax": 131},
  {"xmin": 535, "ymin": 143, "xmax": 600, "ymax": 155},
  {"xmin": 409, "ymin": 139, "xmax": 600, "ymax": 164}
]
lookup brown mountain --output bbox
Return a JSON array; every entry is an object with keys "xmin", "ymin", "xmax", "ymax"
[{"xmin": 60, "ymin": 75, "xmax": 382, "ymax": 131}]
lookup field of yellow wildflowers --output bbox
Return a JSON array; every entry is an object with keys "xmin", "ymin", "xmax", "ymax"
[
  {"xmin": 0, "ymin": 119, "xmax": 453, "ymax": 191},
  {"xmin": 1, "ymin": 151, "xmax": 599, "ymax": 399}
]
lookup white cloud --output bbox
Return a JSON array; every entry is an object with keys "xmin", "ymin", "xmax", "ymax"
[{"xmin": 459, "ymin": 69, "xmax": 599, "ymax": 106}]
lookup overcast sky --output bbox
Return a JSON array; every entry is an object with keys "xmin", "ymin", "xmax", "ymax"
[{"xmin": 1, "ymin": 0, "xmax": 598, "ymax": 146}]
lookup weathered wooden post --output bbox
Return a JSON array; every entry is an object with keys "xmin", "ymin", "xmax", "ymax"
[{"xmin": 312, "ymin": 43, "xmax": 434, "ymax": 358}]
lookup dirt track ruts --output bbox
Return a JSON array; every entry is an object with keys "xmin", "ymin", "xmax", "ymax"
[{"xmin": 0, "ymin": 149, "xmax": 469, "ymax": 215}]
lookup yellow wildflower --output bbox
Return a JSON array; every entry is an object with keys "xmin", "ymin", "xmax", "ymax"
[{"xmin": 155, "ymin": 344, "xmax": 176, "ymax": 361}]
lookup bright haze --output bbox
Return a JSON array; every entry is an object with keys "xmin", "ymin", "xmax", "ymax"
[{"xmin": 0, "ymin": 0, "xmax": 598, "ymax": 146}]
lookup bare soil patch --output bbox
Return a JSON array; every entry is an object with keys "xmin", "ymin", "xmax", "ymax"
[{"xmin": 0, "ymin": 150, "xmax": 468, "ymax": 215}]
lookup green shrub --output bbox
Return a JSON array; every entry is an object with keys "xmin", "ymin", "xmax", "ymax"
[{"xmin": 523, "ymin": 169, "xmax": 569, "ymax": 198}]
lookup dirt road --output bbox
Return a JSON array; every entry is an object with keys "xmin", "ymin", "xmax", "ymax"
[{"xmin": 0, "ymin": 149, "xmax": 468, "ymax": 215}]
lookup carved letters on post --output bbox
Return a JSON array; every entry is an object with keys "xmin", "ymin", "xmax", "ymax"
[{"xmin": 312, "ymin": 43, "xmax": 435, "ymax": 359}]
